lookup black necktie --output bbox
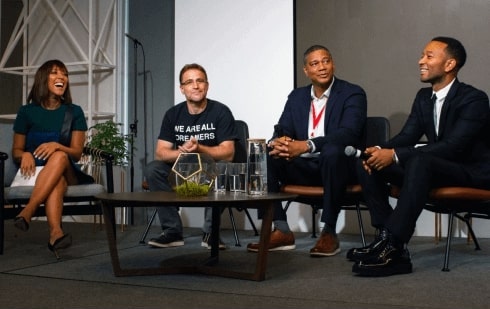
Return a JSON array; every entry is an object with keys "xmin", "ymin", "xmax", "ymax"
[{"xmin": 431, "ymin": 94, "xmax": 438, "ymax": 134}]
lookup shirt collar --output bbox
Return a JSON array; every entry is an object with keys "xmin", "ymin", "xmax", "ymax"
[
  {"xmin": 310, "ymin": 77, "xmax": 335, "ymax": 100},
  {"xmin": 433, "ymin": 78, "xmax": 456, "ymax": 101}
]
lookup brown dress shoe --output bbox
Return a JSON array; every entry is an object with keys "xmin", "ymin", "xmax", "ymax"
[
  {"xmin": 247, "ymin": 229, "xmax": 295, "ymax": 252},
  {"xmin": 310, "ymin": 232, "xmax": 340, "ymax": 257}
]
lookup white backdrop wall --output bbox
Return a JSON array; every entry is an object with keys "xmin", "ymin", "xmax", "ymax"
[
  {"xmin": 174, "ymin": 0, "xmax": 297, "ymax": 233},
  {"xmin": 174, "ymin": 0, "xmax": 293, "ymax": 140}
]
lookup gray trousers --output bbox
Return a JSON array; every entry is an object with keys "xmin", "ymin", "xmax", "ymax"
[{"xmin": 144, "ymin": 160, "xmax": 213, "ymax": 236}]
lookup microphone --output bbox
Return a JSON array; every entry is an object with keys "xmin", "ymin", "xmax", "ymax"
[
  {"xmin": 125, "ymin": 33, "xmax": 141, "ymax": 45},
  {"xmin": 344, "ymin": 146, "xmax": 370, "ymax": 160}
]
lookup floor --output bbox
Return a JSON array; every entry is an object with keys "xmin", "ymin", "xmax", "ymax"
[{"xmin": 1, "ymin": 218, "xmax": 489, "ymax": 309}]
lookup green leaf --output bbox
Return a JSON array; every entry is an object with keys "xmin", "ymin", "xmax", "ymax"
[{"xmin": 86, "ymin": 120, "xmax": 131, "ymax": 166}]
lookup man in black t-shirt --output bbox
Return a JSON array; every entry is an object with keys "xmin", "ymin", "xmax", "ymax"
[{"xmin": 145, "ymin": 63, "xmax": 237, "ymax": 249}]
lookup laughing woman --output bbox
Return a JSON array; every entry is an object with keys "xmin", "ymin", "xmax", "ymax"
[{"xmin": 11, "ymin": 59, "xmax": 93, "ymax": 259}]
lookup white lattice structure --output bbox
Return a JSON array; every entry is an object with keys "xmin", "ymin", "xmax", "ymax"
[{"xmin": 0, "ymin": 0, "xmax": 121, "ymax": 126}]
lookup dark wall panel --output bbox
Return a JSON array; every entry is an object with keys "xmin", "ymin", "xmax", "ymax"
[
  {"xmin": 295, "ymin": 0, "xmax": 490, "ymax": 134},
  {"xmin": 127, "ymin": 0, "xmax": 174, "ymax": 220},
  {"xmin": 1, "ymin": 0, "xmax": 23, "ymax": 114}
]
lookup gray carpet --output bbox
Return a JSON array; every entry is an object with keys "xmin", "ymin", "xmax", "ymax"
[{"xmin": 1, "ymin": 220, "xmax": 489, "ymax": 309}]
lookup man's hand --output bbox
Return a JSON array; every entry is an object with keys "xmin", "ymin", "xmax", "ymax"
[
  {"xmin": 268, "ymin": 136, "xmax": 308, "ymax": 160},
  {"xmin": 362, "ymin": 147, "xmax": 395, "ymax": 174},
  {"xmin": 178, "ymin": 137, "xmax": 199, "ymax": 153}
]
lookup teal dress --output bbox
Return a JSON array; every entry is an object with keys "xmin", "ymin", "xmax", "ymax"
[{"xmin": 13, "ymin": 103, "xmax": 94, "ymax": 184}]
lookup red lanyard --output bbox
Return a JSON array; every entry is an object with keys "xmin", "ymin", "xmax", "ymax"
[{"xmin": 311, "ymin": 100, "xmax": 326, "ymax": 136}]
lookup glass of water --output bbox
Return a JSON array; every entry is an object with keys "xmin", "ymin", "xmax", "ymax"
[
  {"xmin": 227, "ymin": 162, "xmax": 247, "ymax": 193},
  {"xmin": 214, "ymin": 162, "xmax": 228, "ymax": 193}
]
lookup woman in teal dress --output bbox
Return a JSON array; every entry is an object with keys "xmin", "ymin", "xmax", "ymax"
[{"xmin": 12, "ymin": 59, "xmax": 92, "ymax": 258}]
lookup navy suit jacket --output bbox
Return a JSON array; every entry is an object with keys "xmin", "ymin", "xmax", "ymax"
[
  {"xmin": 276, "ymin": 78, "xmax": 367, "ymax": 150},
  {"xmin": 384, "ymin": 79, "xmax": 490, "ymax": 185}
]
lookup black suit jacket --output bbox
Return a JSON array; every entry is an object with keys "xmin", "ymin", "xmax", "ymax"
[
  {"xmin": 383, "ymin": 79, "xmax": 490, "ymax": 185},
  {"xmin": 276, "ymin": 78, "xmax": 367, "ymax": 150}
]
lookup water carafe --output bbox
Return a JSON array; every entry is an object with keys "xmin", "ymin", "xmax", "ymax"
[{"xmin": 246, "ymin": 138, "xmax": 267, "ymax": 195}]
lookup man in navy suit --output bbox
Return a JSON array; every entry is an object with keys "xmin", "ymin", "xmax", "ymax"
[
  {"xmin": 247, "ymin": 45, "xmax": 367, "ymax": 256},
  {"xmin": 349, "ymin": 37, "xmax": 490, "ymax": 276}
]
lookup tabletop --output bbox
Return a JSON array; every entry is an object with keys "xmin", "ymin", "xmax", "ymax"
[{"xmin": 95, "ymin": 191, "xmax": 297, "ymax": 206}]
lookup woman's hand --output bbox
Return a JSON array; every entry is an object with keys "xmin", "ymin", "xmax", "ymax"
[
  {"xmin": 19, "ymin": 152, "xmax": 36, "ymax": 177},
  {"xmin": 33, "ymin": 142, "xmax": 60, "ymax": 161}
]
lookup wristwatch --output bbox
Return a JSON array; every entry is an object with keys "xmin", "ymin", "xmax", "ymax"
[
  {"xmin": 305, "ymin": 139, "xmax": 315, "ymax": 153},
  {"xmin": 392, "ymin": 149, "xmax": 398, "ymax": 164}
]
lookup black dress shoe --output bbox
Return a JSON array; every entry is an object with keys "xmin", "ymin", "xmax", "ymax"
[
  {"xmin": 48, "ymin": 234, "xmax": 72, "ymax": 260},
  {"xmin": 346, "ymin": 228, "xmax": 388, "ymax": 262},
  {"xmin": 352, "ymin": 239, "xmax": 412, "ymax": 277},
  {"xmin": 14, "ymin": 216, "xmax": 29, "ymax": 231}
]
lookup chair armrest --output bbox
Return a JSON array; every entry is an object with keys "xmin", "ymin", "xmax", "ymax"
[
  {"xmin": 83, "ymin": 147, "xmax": 114, "ymax": 193},
  {"xmin": 0, "ymin": 151, "xmax": 7, "ymax": 196},
  {"xmin": 83, "ymin": 146, "xmax": 114, "ymax": 162}
]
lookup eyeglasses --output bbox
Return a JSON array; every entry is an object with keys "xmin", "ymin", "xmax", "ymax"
[{"xmin": 181, "ymin": 78, "xmax": 208, "ymax": 86}]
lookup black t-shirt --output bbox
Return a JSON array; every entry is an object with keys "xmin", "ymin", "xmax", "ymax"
[{"xmin": 158, "ymin": 99, "xmax": 237, "ymax": 147}]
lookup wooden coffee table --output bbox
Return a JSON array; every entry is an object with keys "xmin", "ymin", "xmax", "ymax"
[{"xmin": 95, "ymin": 191, "xmax": 297, "ymax": 281}]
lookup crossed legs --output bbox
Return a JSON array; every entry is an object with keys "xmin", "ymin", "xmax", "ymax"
[{"xmin": 16, "ymin": 151, "xmax": 77, "ymax": 244}]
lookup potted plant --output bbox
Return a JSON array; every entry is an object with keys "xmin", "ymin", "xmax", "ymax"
[
  {"xmin": 85, "ymin": 120, "xmax": 131, "ymax": 167},
  {"xmin": 169, "ymin": 153, "xmax": 217, "ymax": 196},
  {"xmin": 85, "ymin": 120, "xmax": 131, "ymax": 226}
]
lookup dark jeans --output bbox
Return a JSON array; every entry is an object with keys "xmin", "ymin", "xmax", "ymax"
[{"xmin": 144, "ymin": 160, "xmax": 214, "ymax": 235}]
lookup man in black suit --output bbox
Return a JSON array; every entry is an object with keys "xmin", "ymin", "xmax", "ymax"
[{"xmin": 348, "ymin": 36, "xmax": 490, "ymax": 276}]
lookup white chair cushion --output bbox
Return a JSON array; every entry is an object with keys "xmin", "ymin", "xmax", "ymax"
[{"xmin": 5, "ymin": 183, "xmax": 105, "ymax": 201}]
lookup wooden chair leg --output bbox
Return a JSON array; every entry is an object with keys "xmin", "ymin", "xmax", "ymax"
[
  {"xmin": 311, "ymin": 207, "xmax": 317, "ymax": 238},
  {"xmin": 435, "ymin": 212, "xmax": 442, "ymax": 244},
  {"xmin": 459, "ymin": 213, "xmax": 480, "ymax": 250}
]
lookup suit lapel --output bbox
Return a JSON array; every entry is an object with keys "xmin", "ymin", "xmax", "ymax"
[
  {"xmin": 300, "ymin": 87, "xmax": 312, "ymax": 138},
  {"xmin": 424, "ymin": 93, "xmax": 438, "ymax": 142},
  {"xmin": 323, "ymin": 80, "xmax": 339, "ymax": 132},
  {"xmin": 438, "ymin": 80, "xmax": 460, "ymax": 138}
]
